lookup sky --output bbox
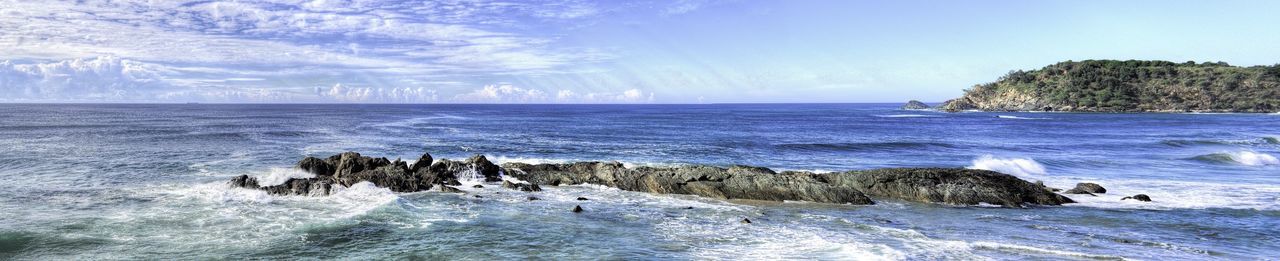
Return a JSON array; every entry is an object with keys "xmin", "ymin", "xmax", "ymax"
[{"xmin": 1, "ymin": 0, "xmax": 1279, "ymax": 103}]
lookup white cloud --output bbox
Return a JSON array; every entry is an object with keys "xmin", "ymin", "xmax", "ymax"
[
  {"xmin": 0, "ymin": 0, "xmax": 685, "ymax": 103},
  {"xmin": 462, "ymin": 85, "xmax": 655, "ymax": 103},
  {"xmin": 0, "ymin": 56, "xmax": 175, "ymax": 101},
  {"xmin": 316, "ymin": 84, "xmax": 438, "ymax": 103},
  {"xmin": 452, "ymin": 84, "xmax": 549, "ymax": 103}
]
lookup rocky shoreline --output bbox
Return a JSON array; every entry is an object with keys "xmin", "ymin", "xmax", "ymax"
[
  {"xmin": 931, "ymin": 60, "xmax": 1280, "ymax": 113},
  {"xmin": 224, "ymin": 151, "xmax": 1110, "ymax": 208}
]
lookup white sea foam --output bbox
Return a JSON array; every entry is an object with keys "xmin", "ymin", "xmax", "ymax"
[
  {"xmin": 996, "ymin": 115, "xmax": 1049, "ymax": 120},
  {"xmin": 1055, "ymin": 178, "xmax": 1280, "ymax": 211},
  {"xmin": 1224, "ymin": 151, "xmax": 1280, "ymax": 166},
  {"xmin": 326, "ymin": 181, "xmax": 400, "ymax": 216},
  {"xmin": 255, "ymin": 167, "xmax": 316, "ymax": 186},
  {"xmin": 873, "ymin": 114, "xmax": 940, "ymax": 118},
  {"xmin": 967, "ymin": 155, "xmax": 1047, "ymax": 179}
]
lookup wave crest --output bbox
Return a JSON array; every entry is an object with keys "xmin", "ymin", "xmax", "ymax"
[
  {"xmin": 966, "ymin": 155, "xmax": 1047, "ymax": 178},
  {"xmin": 1191, "ymin": 151, "xmax": 1279, "ymax": 166}
]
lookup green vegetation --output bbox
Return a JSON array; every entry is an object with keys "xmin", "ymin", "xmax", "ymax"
[{"xmin": 944, "ymin": 60, "xmax": 1280, "ymax": 112}]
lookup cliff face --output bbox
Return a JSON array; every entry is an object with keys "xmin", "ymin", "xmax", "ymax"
[{"xmin": 941, "ymin": 60, "xmax": 1280, "ymax": 112}]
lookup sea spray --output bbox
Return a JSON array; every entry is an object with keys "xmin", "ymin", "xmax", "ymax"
[
  {"xmin": 255, "ymin": 167, "xmax": 316, "ymax": 186},
  {"xmin": 966, "ymin": 155, "xmax": 1048, "ymax": 179}
]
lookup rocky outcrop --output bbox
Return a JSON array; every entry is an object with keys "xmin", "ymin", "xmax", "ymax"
[
  {"xmin": 1064, "ymin": 183, "xmax": 1106, "ymax": 194},
  {"xmin": 823, "ymin": 168, "xmax": 1074, "ymax": 207},
  {"xmin": 229, "ymin": 152, "xmax": 499, "ymax": 196},
  {"xmin": 941, "ymin": 60, "xmax": 1280, "ymax": 113},
  {"xmin": 901, "ymin": 100, "xmax": 931, "ymax": 110},
  {"xmin": 501, "ymin": 163, "xmax": 1073, "ymax": 207},
  {"xmin": 231, "ymin": 151, "xmax": 1078, "ymax": 207},
  {"xmin": 500, "ymin": 162, "xmax": 875, "ymax": 205}
]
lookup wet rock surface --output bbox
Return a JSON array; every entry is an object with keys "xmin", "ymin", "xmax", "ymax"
[
  {"xmin": 231, "ymin": 151, "xmax": 1079, "ymax": 207},
  {"xmin": 1064, "ymin": 182, "xmax": 1107, "ymax": 194}
]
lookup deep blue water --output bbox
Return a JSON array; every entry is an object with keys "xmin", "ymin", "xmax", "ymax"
[{"xmin": 1, "ymin": 103, "xmax": 1278, "ymax": 259}]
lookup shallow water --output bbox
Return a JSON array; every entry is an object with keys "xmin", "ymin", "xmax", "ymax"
[{"xmin": 1, "ymin": 104, "xmax": 1277, "ymax": 259}]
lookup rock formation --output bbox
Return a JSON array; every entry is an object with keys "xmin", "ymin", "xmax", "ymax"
[
  {"xmin": 901, "ymin": 100, "xmax": 931, "ymax": 110},
  {"xmin": 941, "ymin": 60, "xmax": 1280, "ymax": 112},
  {"xmin": 230, "ymin": 151, "xmax": 1078, "ymax": 207},
  {"xmin": 1064, "ymin": 183, "xmax": 1106, "ymax": 194}
]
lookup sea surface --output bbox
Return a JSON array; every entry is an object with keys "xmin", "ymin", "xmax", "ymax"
[{"xmin": 1, "ymin": 103, "xmax": 1278, "ymax": 260}]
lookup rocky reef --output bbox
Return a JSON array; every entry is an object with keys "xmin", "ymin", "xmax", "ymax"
[
  {"xmin": 230, "ymin": 151, "xmax": 1078, "ymax": 207},
  {"xmin": 939, "ymin": 60, "xmax": 1280, "ymax": 112},
  {"xmin": 229, "ymin": 151, "xmax": 501, "ymax": 196}
]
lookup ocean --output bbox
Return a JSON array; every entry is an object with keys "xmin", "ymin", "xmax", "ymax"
[{"xmin": 0, "ymin": 103, "xmax": 1277, "ymax": 259}]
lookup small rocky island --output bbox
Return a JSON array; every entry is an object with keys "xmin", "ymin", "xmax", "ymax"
[
  {"xmin": 900, "ymin": 100, "xmax": 931, "ymax": 110},
  {"xmin": 231, "ymin": 151, "xmax": 1083, "ymax": 208},
  {"xmin": 939, "ymin": 60, "xmax": 1280, "ymax": 112}
]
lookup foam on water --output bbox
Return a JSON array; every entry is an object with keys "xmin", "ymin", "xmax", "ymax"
[
  {"xmin": 255, "ymin": 167, "xmax": 316, "ymax": 186},
  {"xmin": 967, "ymin": 155, "xmax": 1047, "ymax": 179},
  {"xmin": 996, "ymin": 115, "xmax": 1049, "ymax": 120},
  {"xmin": 873, "ymin": 114, "xmax": 940, "ymax": 118},
  {"xmin": 1055, "ymin": 178, "xmax": 1280, "ymax": 210}
]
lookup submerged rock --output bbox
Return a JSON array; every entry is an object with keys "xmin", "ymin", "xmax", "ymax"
[
  {"xmin": 502, "ymin": 180, "xmax": 542, "ymax": 192},
  {"xmin": 1122, "ymin": 194, "xmax": 1152, "ymax": 202},
  {"xmin": 1064, "ymin": 183, "xmax": 1107, "ymax": 194},
  {"xmin": 901, "ymin": 100, "xmax": 931, "ymax": 110},
  {"xmin": 439, "ymin": 186, "xmax": 463, "ymax": 193}
]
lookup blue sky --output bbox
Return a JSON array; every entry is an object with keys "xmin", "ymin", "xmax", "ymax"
[{"xmin": 1, "ymin": 0, "xmax": 1278, "ymax": 103}]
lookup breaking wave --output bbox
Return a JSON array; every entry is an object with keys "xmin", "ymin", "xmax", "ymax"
[
  {"xmin": 967, "ymin": 155, "xmax": 1047, "ymax": 179},
  {"xmin": 1190, "ymin": 151, "xmax": 1280, "ymax": 166}
]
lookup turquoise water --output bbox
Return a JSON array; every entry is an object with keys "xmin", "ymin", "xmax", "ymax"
[{"xmin": 1, "ymin": 104, "xmax": 1277, "ymax": 259}]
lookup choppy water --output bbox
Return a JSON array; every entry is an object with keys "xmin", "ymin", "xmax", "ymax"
[{"xmin": 1, "ymin": 104, "xmax": 1278, "ymax": 260}]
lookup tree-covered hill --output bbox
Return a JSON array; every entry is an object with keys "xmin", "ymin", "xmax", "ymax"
[{"xmin": 940, "ymin": 60, "xmax": 1280, "ymax": 112}]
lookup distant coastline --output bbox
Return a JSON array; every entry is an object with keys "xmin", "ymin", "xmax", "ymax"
[{"xmin": 938, "ymin": 60, "xmax": 1280, "ymax": 113}]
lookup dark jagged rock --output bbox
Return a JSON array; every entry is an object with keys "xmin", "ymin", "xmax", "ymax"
[
  {"xmin": 572, "ymin": 205, "xmax": 583, "ymax": 213},
  {"xmin": 825, "ymin": 168, "xmax": 1075, "ymax": 207},
  {"xmin": 409, "ymin": 153, "xmax": 433, "ymax": 172},
  {"xmin": 502, "ymin": 180, "xmax": 542, "ymax": 192},
  {"xmin": 741, "ymin": 218, "xmax": 752, "ymax": 224},
  {"xmin": 576, "ymin": 197, "xmax": 588, "ymax": 201},
  {"xmin": 501, "ymin": 162, "xmax": 875, "ymax": 205},
  {"xmin": 229, "ymin": 175, "xmax": 259, "ymax": 189},
  {"xmin": 901, "ymin": 100, "xmax": 931, "ymax": 110},
  {"xmin": 428, "ymin": 155, "xmax": 502, "ymax": 182},
  {"xmin": 297, "ymin": 157, "xmax": 335, "ymax": 176},
  {"xmin": 261, "ymin": 178, "xmax": 334, "ymax": 196},
  {"xmin": 1064, "ymin": 183, "xmax": 1107, "ymax": 194},
  {"xmin": 1123, "ymin": 194, "xmax": 1152, "ymax": 202},
  {"xmin": 229, "ymin": 152, "xmax": 506, "ymax": 196}
]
